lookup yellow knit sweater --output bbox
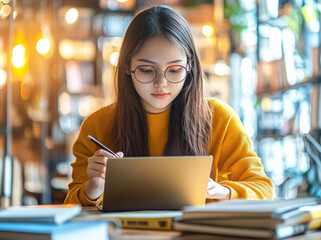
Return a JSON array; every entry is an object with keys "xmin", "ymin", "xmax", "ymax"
[{"xmin": 64, "ymin": 99, "xmax": 274, "ymax": 205}]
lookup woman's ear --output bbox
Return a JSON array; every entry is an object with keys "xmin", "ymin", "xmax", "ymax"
[{"xmin": 125, "ymin": 66, "xmax": 131, "ymax": 75}]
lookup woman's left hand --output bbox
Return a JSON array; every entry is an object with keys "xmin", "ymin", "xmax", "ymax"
[{"xmin": 206, "ymin": 178, "xmax": 231, "ymax": 200}]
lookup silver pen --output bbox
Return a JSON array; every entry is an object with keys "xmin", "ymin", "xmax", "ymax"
[{"xmin": 87, "ymin": 135, "xmax": 119, "ymax": 158}]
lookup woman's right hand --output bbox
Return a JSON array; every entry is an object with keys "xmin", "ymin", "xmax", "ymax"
[{"xmin": 85, "ymin": 149, "xmax": 123, "ymax": 200}]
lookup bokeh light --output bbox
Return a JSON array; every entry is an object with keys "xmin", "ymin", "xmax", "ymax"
[{"xmin": 65, "ymin": 8, "xmax": 79, "ymax": 24}]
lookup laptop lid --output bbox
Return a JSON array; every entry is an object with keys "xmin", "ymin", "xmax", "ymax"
[{"xmin": 102, "ymin": 156, "xmax": 213, "ymax": 212}]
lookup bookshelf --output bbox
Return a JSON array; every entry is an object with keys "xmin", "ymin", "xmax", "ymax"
[
  {"xmin": 256, "ymin": 1, "xmax": 321, "ymax": 198},
  {"xmin": 257, "ymin": 75, "xmax": 321, "ymax": 97},
  {"xmin": 50, "ymin": 1, "xmax": 140, "ymax": 204}
]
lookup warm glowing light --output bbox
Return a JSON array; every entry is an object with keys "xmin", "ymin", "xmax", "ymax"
[
  {"xmin": 59, "ymin": 39, "xmax": 95, "ymax": 61},
  {"xmin": 20, "ymin": 81, "xmax": 31, "ymax": 100},
  {"xmin": 78, "ymin": 97, "xmax": 89, "ymax": 117},
  {"xmin": 59, "ymin": 40, "xmax": 73, "ymax": 59},
  {"xmin": 12, "ymin": 45, "xmax": 26, "ymax": 68},
  {"xmin": 36, "ymin": 38, "xmax": 51, "ymax": 55},
  {"xmin": 59, "ymin": 92, "xmax": 71, "ymax": 115},
  {"xmin": 0, "ymin": 4, "xmax": 11, "ymax": 18},
  {"xmin": 2, "ymin": 0, "xmax": 11, "ymax": 4},
  {"xmin": 111, "ymin": 37, "xmax": 122, "ymax": 47},
  {"xmin": 0, "ymin": 69, "xmax": 6, "ymax": 88},
  {"xmin": 202, "ymin": 24, "xmax": 214, "ymax": 37},
  {"xmin": 79, "ymin": 96, "xmax": 97, "ymax": 117},
  {"xmin": 261, "ymin": 97, "xmax": 272, "ymax": 112},
  {"xmin": 109, "ymin": 51, "xmax": 119, "ymax": 66},
  {"xmin": 213, "ymin": 60, "xmax": 230, "ymax": 76},
  {"xmin": 117, "ymin": 0, "xmax": 128, "ymax": 3},
  {"xmin": 12, "ymin": 30, "xmax": 28, "ymax": 78},
  {"xmin": 65, "ymin": 8, "xmax": 78, "ymax": 24}
]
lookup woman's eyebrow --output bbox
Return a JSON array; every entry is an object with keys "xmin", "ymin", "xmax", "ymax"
[{"xmin": 137, "ymin": 59, "xmax": 184, "ymax": 64}]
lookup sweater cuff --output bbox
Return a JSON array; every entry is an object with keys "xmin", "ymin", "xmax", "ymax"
[
  {"xmin": 79, "ymin": 182, "xmax": 104, "ymax": 206},
  {"xmin": 221, "ymin": 184, "xmax": 239, "ymax": 199}
]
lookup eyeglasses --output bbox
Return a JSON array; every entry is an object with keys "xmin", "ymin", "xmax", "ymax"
[{"xmin": 129, "ymin": 65, "xmax": 190, "ymax": 84}]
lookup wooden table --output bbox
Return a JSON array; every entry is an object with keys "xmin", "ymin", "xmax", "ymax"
[{"xmin": 115, "ymin": 229, "xmax": 321, "ymax": 240}]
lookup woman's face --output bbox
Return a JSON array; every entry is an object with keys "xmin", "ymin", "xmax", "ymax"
[{"xmin": 129, "ymin": 36, "xmax": 187, "ymax": 114}]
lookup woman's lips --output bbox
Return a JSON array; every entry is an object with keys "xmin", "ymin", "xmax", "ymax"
[{"xmin": 151, "ymin": 93, "xmax": 170, "ymax": 99}]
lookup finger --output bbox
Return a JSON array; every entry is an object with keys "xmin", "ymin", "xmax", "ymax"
[
  {"xmin": 88, "ymin": 163, "xmax": 106, "ymax": 174},
  {"xmin": 88, "ymin": 156, "xmax": 108, "ymax": 166},
  {"xmin": 94, "ymin": 149, "xmax": 113, "ymax": 156},
  {"xmin": 116, "ymin": 151, "xmax": 124, "ymax": 158}
]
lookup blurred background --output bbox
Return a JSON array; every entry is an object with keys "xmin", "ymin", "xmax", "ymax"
[{"xmin": 0, "ymin": 0, "xmax": 320, "ymax": 206}]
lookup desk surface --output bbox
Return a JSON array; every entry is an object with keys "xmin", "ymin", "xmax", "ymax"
[
  {"xmin": 115, "ymin": 229, "xmax": 321, "ymax": 240},
  {"xmin": 114, "ymin": 229, "xmax": 321, "ymax": 240}
]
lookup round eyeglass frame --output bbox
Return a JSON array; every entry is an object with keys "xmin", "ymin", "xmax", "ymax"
[{"xmin": 129, "ymin": 65, "xmax": 190, "ymax": 84}]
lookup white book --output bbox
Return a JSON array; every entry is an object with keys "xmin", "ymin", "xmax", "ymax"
[
  {"xmin": 0, "ymin": 204, "xmax": 82, "ymax": 225},
  {"xmin": 180, "ymin": 198, "xmax": 319, "ymax": 220}
]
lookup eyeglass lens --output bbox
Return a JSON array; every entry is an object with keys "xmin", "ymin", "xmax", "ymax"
[{"xmin": 134, "ymin": 65, "xmax": 187, "ymax": 83}]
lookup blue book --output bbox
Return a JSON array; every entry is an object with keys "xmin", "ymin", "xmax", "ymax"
[{"xmin": 0, "ymin": 220, "xmax": 114, "ymax": 240}]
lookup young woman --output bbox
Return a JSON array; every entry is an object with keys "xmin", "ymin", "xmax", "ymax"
[{"xmin": 64, "ymin": 6, "xmax": 274, "ymax": 206}]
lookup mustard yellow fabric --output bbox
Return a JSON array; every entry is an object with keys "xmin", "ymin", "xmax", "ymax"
[{"xmin": 64, "ymin": 99, "xmax": 274, "ymax": 205}]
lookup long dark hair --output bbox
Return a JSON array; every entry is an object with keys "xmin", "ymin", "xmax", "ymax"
[{"xmin": 114, "ymin": 5, "xmax": 212, "ymax": 156}]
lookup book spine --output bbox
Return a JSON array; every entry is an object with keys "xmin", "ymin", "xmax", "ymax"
[
  {"xmin": 276, "ymin": 224, "xmax": 308, "ymax": 239},
  {"xmin": 120, "ymin": 218, "xmax": 173, "ymax": 230}
]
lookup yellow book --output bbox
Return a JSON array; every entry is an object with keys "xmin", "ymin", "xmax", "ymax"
[
  {"xmin": 300, "ymin": 205, "xmax": 321, "ymax": 221},
  {"xmin": 74, "ymin": 211, "xmax": 182, "ymax": 230}
]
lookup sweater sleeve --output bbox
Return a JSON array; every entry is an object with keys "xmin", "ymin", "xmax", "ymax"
[
  {"xmin": 210, "ymin": 100, "xmax": 275, "ymax": 200},
  {"xmin": 64, "ymin": 115, "xmax": 104, "ymax": 206}
]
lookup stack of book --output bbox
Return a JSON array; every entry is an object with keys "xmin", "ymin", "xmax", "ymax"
[
  {"xmin": 173, "ymin": 198, "xmax": 321, "ymax": 239},
  {"xmin": 0, "ymin": 204, "xmax": 119, "ymax": 240}
]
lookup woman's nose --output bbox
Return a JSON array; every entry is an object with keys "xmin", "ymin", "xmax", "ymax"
[{"xmin": 153, "ymin": 71, "xmax": 167, "ymax": 88}]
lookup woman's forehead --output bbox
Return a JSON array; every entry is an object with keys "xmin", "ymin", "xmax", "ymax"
[{"xmin": 131, "ymin": 36, "xmax": 187, "ymax": 64}]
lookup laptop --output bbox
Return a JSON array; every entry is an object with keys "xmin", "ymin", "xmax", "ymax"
[{"xmin": 102, "ymin": 155, "xmax": 213, "ymax": 212}]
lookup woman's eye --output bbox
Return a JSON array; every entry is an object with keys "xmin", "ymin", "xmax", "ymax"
[
  {"xmin": 139, "ymin": 68, "xmax": 154, "ymax": 74},
  {"xmin": 169, "ymin": 68, "xmax": 182, "ymax": 73}
]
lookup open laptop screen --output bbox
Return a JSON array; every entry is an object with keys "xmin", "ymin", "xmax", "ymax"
[{"xmin": 102, "ymin": 156, "xmax": 213, "ymax": 212}]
